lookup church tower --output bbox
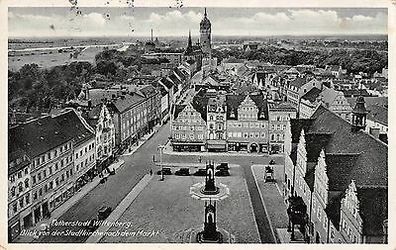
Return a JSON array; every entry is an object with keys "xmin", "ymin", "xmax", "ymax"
[
  {"xmin": 200, "ymin": 8, "xmax": 212, "ymax": 57},
  {"xmin": 351, "ymin": 95, "xmax": 368, "ymax": 132}
]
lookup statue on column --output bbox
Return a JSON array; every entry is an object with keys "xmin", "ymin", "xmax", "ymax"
[{"xmin": 204, "ymin": 161, "xmax": 217, "ymax": 193}]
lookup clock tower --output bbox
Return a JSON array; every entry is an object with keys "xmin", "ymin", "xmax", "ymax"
[{"xmin": 200, "ymin": 8, "xmax": 212, "ymax": 57}]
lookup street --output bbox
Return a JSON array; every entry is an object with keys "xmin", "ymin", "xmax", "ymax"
[
  {"xmin": 37, "ymin": 121, "xmax": 284, "ymax": 243},
  {"xmin": 37, "ymin": 123, "xmax": 170, "ymax": 243}
]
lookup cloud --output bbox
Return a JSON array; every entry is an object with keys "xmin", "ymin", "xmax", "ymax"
[{"xmin": 7, "ymin": 8, "xmax": 387, "ymax": 37}]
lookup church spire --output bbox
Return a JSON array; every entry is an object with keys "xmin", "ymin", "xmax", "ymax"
[
  {"xmin": 188, "ymin": 29, "xmax": 192, "ymax": 48},
  {"xmin": 204, "ymin": 7, "xmax": 207, "ymax": 17}
]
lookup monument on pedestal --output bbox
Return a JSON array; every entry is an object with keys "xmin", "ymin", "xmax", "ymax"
[{"xmin": 190, "ymin": 161, "xmax": 231, "ymax": 243}]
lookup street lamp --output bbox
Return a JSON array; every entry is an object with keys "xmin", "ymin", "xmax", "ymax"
[{"xmin": 158, "ymin": 145, "xmax": 165, "ymax": 181}]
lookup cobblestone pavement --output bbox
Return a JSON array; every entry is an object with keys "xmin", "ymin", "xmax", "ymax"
[
  {"xmin": 160, "ymin": 151, "xmax": 284, "ymax": 243},
  {"xmin": 251, "ymin": 165, "xmax": 289, "ymax": 243},
  {"xmin": 100, "ymin": 165, "xmax": 260, "ymax": 243}
]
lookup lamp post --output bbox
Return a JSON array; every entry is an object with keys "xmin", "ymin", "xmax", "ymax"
[{"xmin": 158, "ymin": 145, "xmax": 165, "ymax": 181}]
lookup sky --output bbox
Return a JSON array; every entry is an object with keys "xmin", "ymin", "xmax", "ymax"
[{"xmin": 8, "ymin": 7, "xmax": 388, "ymax": 37}]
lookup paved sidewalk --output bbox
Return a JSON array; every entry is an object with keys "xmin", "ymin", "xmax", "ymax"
[
  {"xmin": 277, "ymin": 228, "xmax": 305, "ymax": 243},
  {"xmin": 251, "ymin": 165, "xmax": 289, "ymax": 243},
  {"xmin": 86, "ymin": 174, "xmax": 153, "ymax": 243},
  {"xmin": 163, "ymin": 140, "xmax": 284, "ymax": 158},
  {"xmin": 122, "ymin": 124, "xmax": 161, "ymax": 156},
  {"xmin": 15, "ymin": 159, "xmax": 125, "ymax": 243}
]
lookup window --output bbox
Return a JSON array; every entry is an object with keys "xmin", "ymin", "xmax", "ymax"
[
  {"xmin": 24, "ymin": 168, "xmax": 28, "ymax": 175},
  {"xmin": 33, "ymin": 192, "xmax": 37, "ymax": 200},
  {"xmin": 39, "ymin": 188, "xmax": 42, "ymax": 196},
  {"xmin": 55, "ymin": 163, "xmax": 59, "ymax": 171},
  {"xmin": 32, "ymin": 175, "xmax": 36, "ymax": 184},
  {"xmin": 75, "ymin": 153, "xmax": 78, "ymax": 159},
  {"xmin": 24, "ymin": 179, "xmax": 29, "ymax": 188},
  {"xmin": 18, "ymin": 182, "xmax": 23, "ymax": 192},
  {"xmin": 13, "ymin": 203, "xmax": 17, "ymax": 213},
  {"xmin": 43, "ymin": 170, "xmax": 47, "ymax": 178},
  {"xmin": 26, "ymin": 194, "xmax": 30, "ymax": 204},
  {"xmin": 55, "ymin": 178, "xmax": 59, "ymax": 186},
  {"xmin": 49, "ymin": 181, "xmax": 53, "ymax": 190},
  {"xmin": 18, "ymin": 171, "xmax": 22, "ymax": 178},
  {"xmin": 19, "ymin": 199, "xmax": 24, "ymax": 208},
  {"xmin": 49, "ymin": 166, "xmax": 53, "ymax": 175},
  {"xmin": 11, "ymin": 187, "xmax": 16, "ymax": 197},
  {"xmin": 44, "ymin": 184, "xmax": 48, "ymax": 193}
]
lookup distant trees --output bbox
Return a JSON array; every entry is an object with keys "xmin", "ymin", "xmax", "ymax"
[
  {"xmin": 9, "ymin": 61, "xmax": 95, "ymax": 112},
  {"xmin": 9, "ymin": 47, "xmax": 148, "ymax": 112},
  {"xmin": 215, "ymin": 45, "xmax": 387, "ymax": 76}
]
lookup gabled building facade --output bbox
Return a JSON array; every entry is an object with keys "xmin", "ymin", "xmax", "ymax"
[
  {"xmin": 171, "ymin": 103, "xmax": 207, "ymax": 152},
  {"xmin": 283, "ymin": 104, "xmax": 387, "ymax": 244}
]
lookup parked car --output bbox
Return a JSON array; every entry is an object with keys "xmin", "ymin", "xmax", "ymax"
[
  {"xmin": 157, "ymin": 167, "xmax": 172, "ymax": 175},
  {"xmin": 193, "ymin": 168, "xmax": 207, "ymax": 176},
  {"xmin": 215, "ymin": 169, "xmax": 230, "ymax": 176},
  {"xmin": 98, "ymin": 206, "xmax": 112, "ymax": 221},
  {"xmin": 88, "ymin": 206, "xmax": 112, "ymax": 231},
  {"xmin": 175, "ymin": 168, "xmax": 190, "ymax": 176},
  {"xmin": 216, "ymin": 162, "xmax": 229, "ymax": 170}
]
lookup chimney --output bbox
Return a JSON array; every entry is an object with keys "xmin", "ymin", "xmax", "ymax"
[{"xmin": 151, "ymin": 29, "xmax": 153, "ymax": 41}]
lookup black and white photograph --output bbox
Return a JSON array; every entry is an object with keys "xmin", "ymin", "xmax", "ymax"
[{"xmin": 5, "ymin": 0, "xmax": 391, "ymax": 246}]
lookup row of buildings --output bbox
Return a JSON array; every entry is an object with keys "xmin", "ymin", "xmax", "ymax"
[
  {"xmin": 170, "ymin": 89, "xmax": 297, "ymax": 154},
  {"xmin": 283, "ymin": 99, "xmax": 387, "ymax": 243},
  {"xmin": 8, "ymin": 60, "xmax": 192, "ymax": 242},
  {"xmin": 9, "ymin": 110, "xmax": 96, "ymax": 241}
]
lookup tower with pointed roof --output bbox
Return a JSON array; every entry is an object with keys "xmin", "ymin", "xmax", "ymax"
[
  {"xmin": 186, "ymin": 29, "xmax": 193, "ymax": 54},
  {"xmin": 200, "ymin": 8, "xmax": 212, "ymax": 57},
  {"xmin": 351, "ymin": 95, "xmax": 368, "ymax": 132}
]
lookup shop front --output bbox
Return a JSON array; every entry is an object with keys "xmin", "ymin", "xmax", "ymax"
[
  {"xmin": 206, "ymin": 140, "xmax": 227, "ymax": 152},
  {"xmin": 259, "ymin": 143, "xmax": 269, "ymax": 153},
  {"xmin": 8, "ymin": 215, "xmax": 20, "ymax": 242},
  {"xmin": 172, "ymin": 141, "xmax": 205, "ymax": 152}
]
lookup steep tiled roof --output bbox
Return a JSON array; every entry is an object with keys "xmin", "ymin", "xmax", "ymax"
[
  {"xmin": 52, "ymin": 110, "xmax": 95, "ymax": 146},
  {"xmin": 301, "ymin": 87, "xmax": 321, "ymax": 102},
  {"xmin": 289, "ymin": 77, "xmax": 307, "ymax": 88},
  {"xmin": 225, "ymin": 94, "xmax": 245, "ymax": 120},
  {"xmin": 321, "ymin": 87, "xmax": 343, "ymax": 106},
  {"xmin": 310, "ymin": 106, "xmax": 387, "ymax": 187},
  {"xmin": 250, "ymin": 94, "xmax": 269, "ymax": 120},
  {"xmin": 110, "ymin": 93, "xmax": 145, "ymax": 113},
  {"xmin": 341, "ymin": 89, "xmax": 370, "ymax": 97},
  {"xmin": 159, "ymin": 77, "xmax": 174, "ymax": 89},
  {"xmin": 173, "ymin": 104, "xmax": 186, "ymax": 120},
  {"xmin": 305, "ymin": 133, "xmax": 332, "ymax": 162},
  {"xmin": 8, "ymin": 147, "xmax": 31, "ymax": 175},
  {"xmin": 357, "ymin": 186, "xmax": 388, "ymax": 236},
  {"xmin": 325, "ymin": 154, "xmax": 360, "ymax": 191},
  {"xmin": 139, "ymin": 84, "xmax": 157, "ymax": 98},
  {"xmin": 191, "ymin": 93, "xmax": 209, "ymax": 121},
  {"xmin": 289, "ymin": 119, "xmax": 314, "ymax": 143},
  {"xmin": 9, "ymin": 116, "xmax": 73, "ymax": 159}
]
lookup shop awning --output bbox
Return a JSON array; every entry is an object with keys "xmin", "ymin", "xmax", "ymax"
[{"xmin": 171, "ymin": 142, "xmax": 205, "ymax": 146}]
